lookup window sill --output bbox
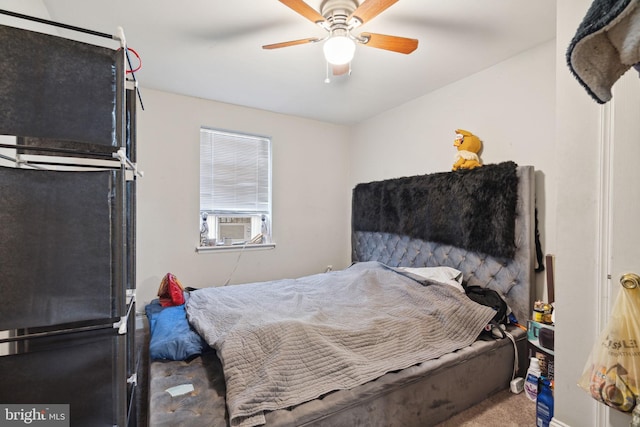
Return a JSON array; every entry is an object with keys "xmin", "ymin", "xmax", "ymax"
[{"xmin": 195, "ymin": 243, "xmax": 276, "ymax": 253}]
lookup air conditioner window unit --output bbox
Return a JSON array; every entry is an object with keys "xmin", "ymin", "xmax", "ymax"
[{"xmin": 218, "ymin": 217, "xmax": 252, "ymax": 243}]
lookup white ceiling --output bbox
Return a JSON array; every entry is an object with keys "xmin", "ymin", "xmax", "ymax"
[{"xmin": 34, "ymin": 0, "xmax": 556, "ymax": 125}]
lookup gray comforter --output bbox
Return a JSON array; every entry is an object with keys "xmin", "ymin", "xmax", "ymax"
[{"xmin": 186, "ymin": 261, "xmax": 495, "ymax": 427}]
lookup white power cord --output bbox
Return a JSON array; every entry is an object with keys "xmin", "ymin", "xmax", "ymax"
[
  {"xmin": 504, "ymin": 330, "xmax": 519, "ymax": 380},
  {"xmin": 223, "ymin": 242, "xmax": 248, "ymax": 286}
]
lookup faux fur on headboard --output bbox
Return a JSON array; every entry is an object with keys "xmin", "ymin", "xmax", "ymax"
[{"xmin": 352, "ymin": 161, "xmax": 519, "ymax": 259}]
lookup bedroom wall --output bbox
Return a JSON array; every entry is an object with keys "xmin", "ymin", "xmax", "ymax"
[
  {"xmin": 349, "ymin": 40, "xmax": 557, "ymax": 302},
  {"xmin": 554, "ymin": 1, "xmax": 610, "ymax": 426},
  {"xmin": 135, "ymin": 89, "xmax": 352, "ymax": 306}
]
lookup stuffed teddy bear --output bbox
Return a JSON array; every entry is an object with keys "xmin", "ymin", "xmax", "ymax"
[{"xmin": 452, "ymin": 129, "xmax": 482, "ymax": 171}]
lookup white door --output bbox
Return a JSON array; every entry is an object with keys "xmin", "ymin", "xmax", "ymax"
[{"xmin": 602, "ymin": 71, "xmax": 640, "ymax": 427}]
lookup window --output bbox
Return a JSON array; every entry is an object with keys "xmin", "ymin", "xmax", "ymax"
[{"xmin": 199, "ymin": 127, "xmax": 272, "ymax": 247}]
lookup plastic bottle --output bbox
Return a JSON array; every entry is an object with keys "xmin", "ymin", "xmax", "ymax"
[
  {"xmin": 536, "ymin": 377, "xmax": 554, "ymax": 427},
  {"xmin": 525, "ymin": 357, "xmax": 541, "ymax": 401}
]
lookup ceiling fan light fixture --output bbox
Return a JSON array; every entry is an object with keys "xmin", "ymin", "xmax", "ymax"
[{"xmin": 323, "ymin": 35, "xmax": 355, "ymax": 65}]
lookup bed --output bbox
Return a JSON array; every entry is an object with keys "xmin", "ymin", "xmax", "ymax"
[{"xmin": 145, "ymin": 162, "xmax": 535, "ymax": 427}]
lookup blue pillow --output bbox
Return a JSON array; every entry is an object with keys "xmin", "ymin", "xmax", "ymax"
[{"xmin": 145, "ymin": 299, "xmax": 208, "ymax": 361}]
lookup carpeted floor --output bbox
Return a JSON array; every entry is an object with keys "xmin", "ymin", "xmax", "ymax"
[{"xmin": 435, "ymin": 388, "xmax": 537, "ymax": 427}]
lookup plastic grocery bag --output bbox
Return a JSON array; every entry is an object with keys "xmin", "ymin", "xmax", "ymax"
[{"xmin": 578, "ymin": 286, "xmax": 640, "ymax": 413}]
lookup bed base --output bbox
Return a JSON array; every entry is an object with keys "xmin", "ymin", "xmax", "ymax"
[{"xmin": 148, "ymin": 328, "xmax": 525, "ymax": 427}]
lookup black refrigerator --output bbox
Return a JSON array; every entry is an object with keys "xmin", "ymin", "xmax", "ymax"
[{"xmin": 0, "ymin": 21, "xmax": 138, "ymax": 427}]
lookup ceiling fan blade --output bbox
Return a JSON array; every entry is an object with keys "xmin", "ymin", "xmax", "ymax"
[
  {"xmin": 348, "ymin": 0, "xmax": 399, "ymax": 27},
  {"xmin": 359, "ymin": 32, "xmax": 418, "ymax": 54},
  {"xmin": 262, "ymin": 37, "xmax": 321, "ymax": 49},
  {"xmin": 279, "ymin": 0, "xmax": 326, "ymax": 25}
]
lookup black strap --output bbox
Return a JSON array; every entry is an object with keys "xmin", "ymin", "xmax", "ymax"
[{"xmin": 534, "ymin": 207, "xmax": 545, "ymax": 273}]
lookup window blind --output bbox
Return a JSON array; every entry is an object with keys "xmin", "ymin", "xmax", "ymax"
[{"xmin": 200, "ymin": 128, "xmax": 271, "ymax": 215}]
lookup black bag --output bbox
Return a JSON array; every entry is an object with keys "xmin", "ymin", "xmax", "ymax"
[{"xmin": 464, "ymin": 285, "xmax": 509, "ymax": 338}]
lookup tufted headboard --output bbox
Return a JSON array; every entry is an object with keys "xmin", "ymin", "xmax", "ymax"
[{"xmin": 352, "ymin": 165, "xmax": 535, "ymax": 324}]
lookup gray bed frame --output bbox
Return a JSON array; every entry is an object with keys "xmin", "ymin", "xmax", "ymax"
[{"xmin": 146, "ymin": 165, "xmax": 535, "ymax": 427}]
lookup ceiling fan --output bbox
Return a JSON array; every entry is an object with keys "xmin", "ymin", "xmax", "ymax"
[{"xmin": 263, "ymin": 0, "xmax": 418, "ymax": 76}]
